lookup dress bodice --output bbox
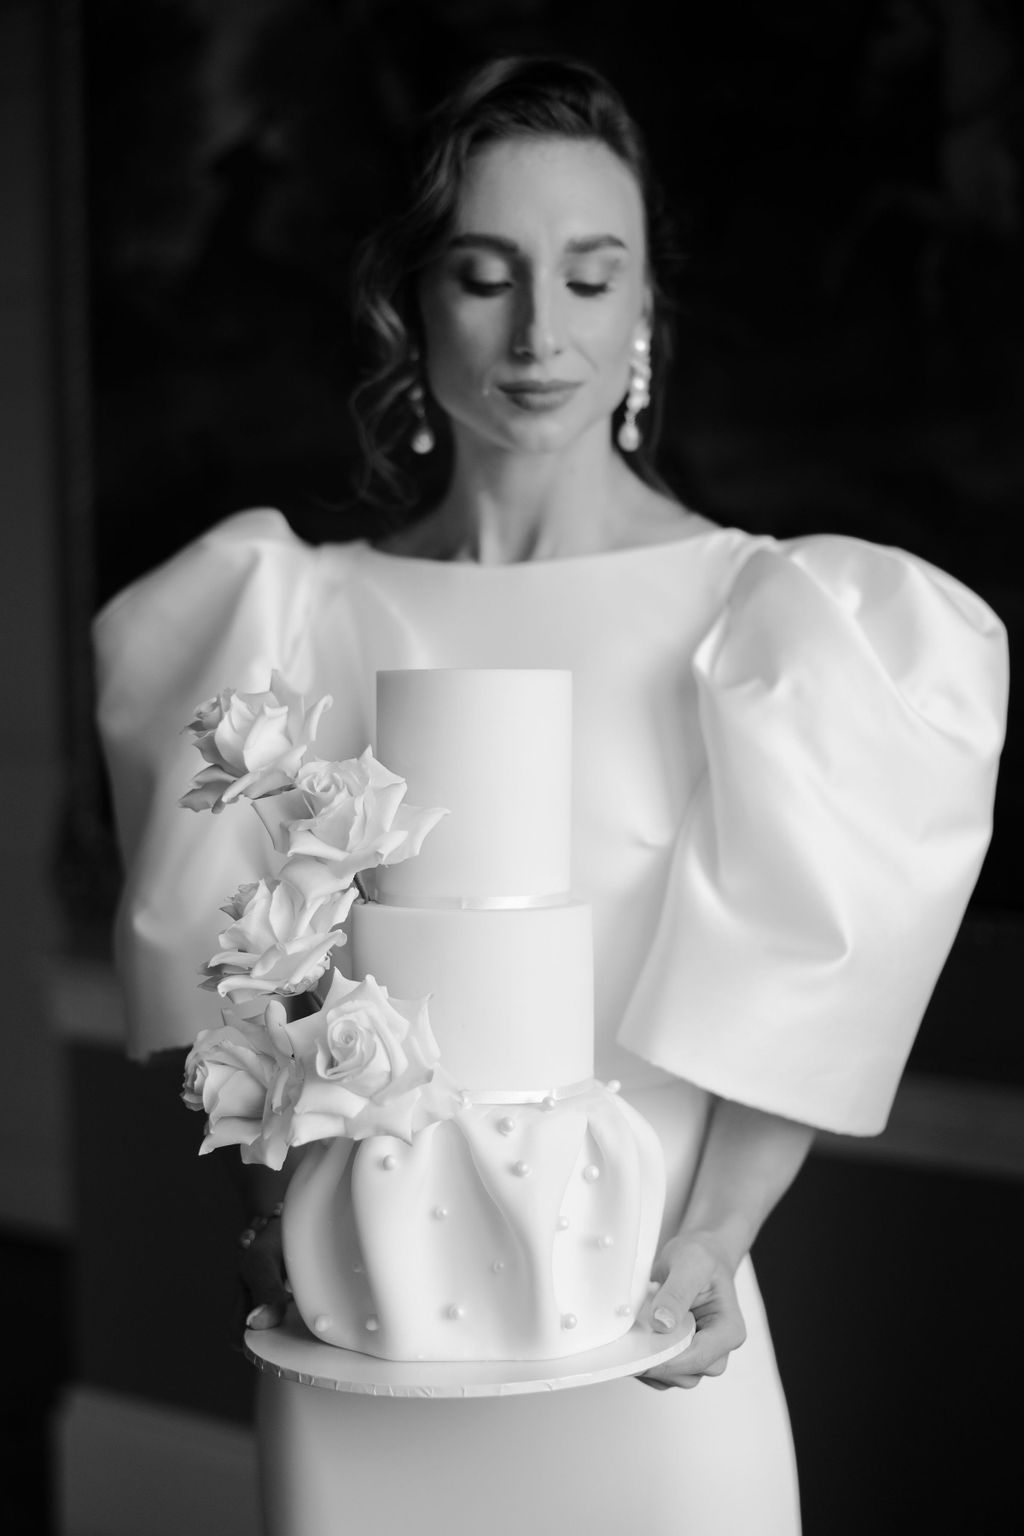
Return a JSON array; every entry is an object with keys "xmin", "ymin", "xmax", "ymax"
[{"xmin": 94, "ymin": 508, "xmax": 1008, "ymax": 1133}]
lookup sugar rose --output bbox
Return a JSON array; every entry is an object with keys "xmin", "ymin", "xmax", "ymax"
[
  {"xmin": 180, "ymin": 671, "xmax": 331, "ymax": 813},
  {"xmin": 287, "ymin": 971, "xmax": 460, "ymax": 1143},
  {"xmin": 283, "ymin": 747, "xmax": 446, "ymax": 902},
  {"xmin": 182, "ymin": 1013, "xmax": 294, "ymax": 1166},
  {"xmin": 203, "ymin": 877, "xmax": 357, "ymax": 1004}
]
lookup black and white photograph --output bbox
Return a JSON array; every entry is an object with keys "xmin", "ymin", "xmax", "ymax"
[{"xmin": 2, "ymin": 3, "xmax": 1022, "ymax": 1533}]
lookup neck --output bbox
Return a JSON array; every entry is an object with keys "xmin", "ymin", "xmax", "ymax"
[{"xmin": 436, "ymin": 423, "xmax": 645, "ymax": 565}]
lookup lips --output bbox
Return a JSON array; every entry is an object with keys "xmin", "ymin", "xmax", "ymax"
[{"xmin": 497, "ymin": 381, "xmax": 581, "ymax": 412}]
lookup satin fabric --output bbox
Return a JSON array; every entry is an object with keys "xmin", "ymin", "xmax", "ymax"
[
  {"xmin": 94, "ymin": 507, "xmax": 1007, "ymax": 1136},
  {"xmin": 93, "ymin": 508, "xmax": 1006, "ymax": 1536}
]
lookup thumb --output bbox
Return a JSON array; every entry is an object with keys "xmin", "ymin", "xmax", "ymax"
[{"xmin": 642, "ymin": 1240, "xmax": 715, "ymax": 1332}]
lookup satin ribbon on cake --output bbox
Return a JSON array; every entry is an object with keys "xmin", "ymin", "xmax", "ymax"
[
  {"xmin": 458, "ymin": 1076, "xmax": 612, "ymax": 1105},
  {"xmin": 372, "ymin": 891, "xmax": 573, "ymax": 911}
]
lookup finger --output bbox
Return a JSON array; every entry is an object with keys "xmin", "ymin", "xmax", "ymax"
[
  {"xmin": 641, "ymin": 1246, "xmax": 716, "ymax": 1331},
  {"xmin": 240, "ymin": 1230, "xmax": 289, "ymax": 1312},
  {"xmin": 650, "ymin": 1319, "xmax": 740, "ymax": 1385},
  {"xmin": 639, "ymin": 1368, "xmax": 702, "ymax": 1391},
  {"xmin": 245, "ymin": 1299, "xmax": 287, "ymax": 1331}
]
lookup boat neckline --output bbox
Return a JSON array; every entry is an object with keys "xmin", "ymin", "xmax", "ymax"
[{"xmin": 352, "ymin": 522, "xmax": 742, "ymax": 571}]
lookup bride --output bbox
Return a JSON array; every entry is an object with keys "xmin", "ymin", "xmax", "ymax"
[{"xmin": 94, "ymin": 54, "xmax": 1008, "ymax": 1535}]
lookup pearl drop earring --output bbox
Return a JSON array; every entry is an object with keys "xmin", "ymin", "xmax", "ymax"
[
  {"xmin": 617, "ymin": 333, "xmax": 651, "ymax": 452},
  {"xmin": 409, "ymin": 378, "xmax": 435, "ymax": 455}
]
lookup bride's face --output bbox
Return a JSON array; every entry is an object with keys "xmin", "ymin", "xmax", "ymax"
[{"xmin": 418, "ymin": 136, "xmax": 650, "ymax": 456}]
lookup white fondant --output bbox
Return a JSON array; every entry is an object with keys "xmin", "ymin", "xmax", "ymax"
[
  {"xmin": 347, "ymin": 899, "xmax": 594, "ymax": 1090},
  {"xmin": 282, "ymin": 1086, "xmax": 666, "ymax": 1363},
  {"xmin": 372, "ymin": 669, "xmax": 572, "ymax": 904}
]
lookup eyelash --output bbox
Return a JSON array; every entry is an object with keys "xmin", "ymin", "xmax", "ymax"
[{"xmin": 459, "ymin": 278, "xmax": 613, "ymax": 298}]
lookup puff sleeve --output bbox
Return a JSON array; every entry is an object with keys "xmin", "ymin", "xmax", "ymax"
[
  {"xmin": 93, "ymin": 509, "xmax": 364, "ymax": 1060},
  {"xmin": 617, "ymin": 535, "xmax": 1009, "ymax": 1135}
]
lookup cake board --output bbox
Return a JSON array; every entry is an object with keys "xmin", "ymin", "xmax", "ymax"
[{"xmin": 244, "ymin": 1307, "xmax": 697, "ymax": 1398}]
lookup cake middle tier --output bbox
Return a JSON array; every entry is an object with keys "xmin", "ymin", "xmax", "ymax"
[{"xmin": 346, "ymin": 899, "xmax": 595, "ymax": 1092}]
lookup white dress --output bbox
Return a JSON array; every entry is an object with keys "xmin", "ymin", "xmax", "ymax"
[{"xmin": 93, "ymin": 508, "xmax": 1008, "ymax": 1535}]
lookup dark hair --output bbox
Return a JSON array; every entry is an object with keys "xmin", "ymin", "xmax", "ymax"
[{"xmin": 350, "ymin": 54, "xmax": 681, "ymax": 514}]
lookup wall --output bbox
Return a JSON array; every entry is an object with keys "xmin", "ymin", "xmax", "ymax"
[{"xmin": 0, "ymin": 0, "xmax": 70, "ymax": 1236}]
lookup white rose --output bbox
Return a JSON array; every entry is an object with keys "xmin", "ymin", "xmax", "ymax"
[
  {"xmin": 202, "ymin": 877, "xmax": 357, "ymax": 1004},
  {"xmin": 181, "ymin": 1005, "xmax": 303, "ymax": 1170},
  {"xmin": 287, "ymin": 971, "xmax": 460, "ymax": 1143},
  {"xmin": 180, "ymin": 670, "xmax": 331, "ymax": 813},
  {"xmin": 282, "ymin": 747, "xmax": 446, "ymax": 903},
  {"xmin": 294, "ymin": 757, "xmax": 356, "ymax": 815}
]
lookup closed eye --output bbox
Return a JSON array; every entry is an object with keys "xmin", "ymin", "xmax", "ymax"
[{"xmin": 460, "ymin": 277, "xmax": 514, "ymax": 297}]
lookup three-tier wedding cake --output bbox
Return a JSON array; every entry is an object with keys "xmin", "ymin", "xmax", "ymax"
[{"xmin": 281, "ymin": 669, "xmax": 666, "ymax": 1362}]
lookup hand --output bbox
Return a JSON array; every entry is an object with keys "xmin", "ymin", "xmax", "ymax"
[
  {"xmin": 636, "ymin": 1229, "xmax": 747, "ymax": 1391},
  {"xmin": 234, "ymin": 1207, "xmax": 290, "ymax": 1336}
]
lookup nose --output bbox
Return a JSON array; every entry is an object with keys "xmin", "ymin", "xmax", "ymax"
[{"xmin": 511, "ymin": 276, "xmax": 563, "ymax": 361}]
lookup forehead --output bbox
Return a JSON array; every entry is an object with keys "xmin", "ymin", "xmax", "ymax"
[{"xmin": 453, "ymin": 136, "xmax": 646, "ymax": 253}]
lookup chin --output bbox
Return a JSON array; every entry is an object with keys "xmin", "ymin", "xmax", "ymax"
[{"xmin": 496, "ymin": 409, "xmax": 603, "ymax": 456}]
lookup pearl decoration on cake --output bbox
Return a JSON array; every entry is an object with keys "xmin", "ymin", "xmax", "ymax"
[
  {"xmin": 446, "ymin": 1304, "xmax": 466, "ymax": 1320},
  {"xmin": 365, "ymin": 1315, "xmax": 380, "ymax": 1332},
  {"xmin": 381, "ymin": 1154, "xmax": 397, "ymax": 1170},
  {"xmin": 492, "ymin": 1259, "xmax": 506, "ymax": 1273},
  {"xmin": 597, "ymin": 1234, "xmax": 615, "ymax": 1249},
  {"xmin": 561, "ymin": 1313, "xmax": 578, "ymax": 1330},
  {"xmin": 617, "ymin": 1304, "xmax": 634, "ymax": 1318},
  {"xmin": 498, "ymin": 1116, "xmax": 517, "ymax": 1135},
  {"xmin": 433, "ymin": 1206, "xmax": 448, "ymax": 1220},
  {"xmin": 541, "ymin": 1095, "xmax": 557, "ymax": 1112},
  {"xmin": 606, "ymin": 1079, "xmax": 621, "ymax": 1094},
  {"xmin": 556, "ymin": 1216, "xmax": 570, "ymax": 1230},
  {"xmin": 313, "ymin": 1314, "xmax": 332, "ymax": 1334},
  {"xmin": 512, "ymin": 1160, "xmax": 531, "ymax": 1177},
  {"xmin": 582, "ymin": 1164, "xmax": 601, "ymax": 1182}
]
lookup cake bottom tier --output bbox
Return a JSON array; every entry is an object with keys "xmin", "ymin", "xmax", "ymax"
[{"xmin": 282, "ymin": 1084, "xmax": 666, "ymax": 1362}]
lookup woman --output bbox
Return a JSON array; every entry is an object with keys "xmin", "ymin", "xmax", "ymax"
[{"xmin": 94, "ymin": 55, "xmax": 1008, "ymax": 1535}]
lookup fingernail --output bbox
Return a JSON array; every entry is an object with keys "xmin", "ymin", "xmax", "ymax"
[
  {"xmin": 653, "ymin": 1307, "xmax": 676, "ymax": 1332},
  {"xmin": 245, "ymin": 1306, "xmax": 265, "ymax": 1329}
]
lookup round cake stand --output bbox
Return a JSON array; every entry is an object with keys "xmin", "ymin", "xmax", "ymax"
[{"xmin": 244, "ymin": 1308, "xmax": 696, "ymax": 1399}]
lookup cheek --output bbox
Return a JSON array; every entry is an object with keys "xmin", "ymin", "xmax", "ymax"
[
  {"xmin": 421, "ymin": 306, "xmax": 502, "ymax": 395},
  {"xmin": 575, "ymin": 315, "xmax": 636, "ymax": 399},
  {"xmin": 573, "ymin": 300, "xmax": 640, "ymax": 369}
]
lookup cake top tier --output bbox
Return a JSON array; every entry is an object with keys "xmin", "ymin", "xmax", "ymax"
[{"xmin": 372, "ymin": 669, "xmax": 572, "ymax": 906}]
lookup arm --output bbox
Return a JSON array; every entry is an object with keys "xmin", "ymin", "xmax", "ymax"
[{"xmin": 640, "ymin": 1097, "xmax": 815, "ymax": 1389}]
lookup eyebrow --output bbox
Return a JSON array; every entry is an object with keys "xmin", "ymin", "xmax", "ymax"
[{"xmin": 447, "ymin": 234, "xmax": 629, "ymax": 256}]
